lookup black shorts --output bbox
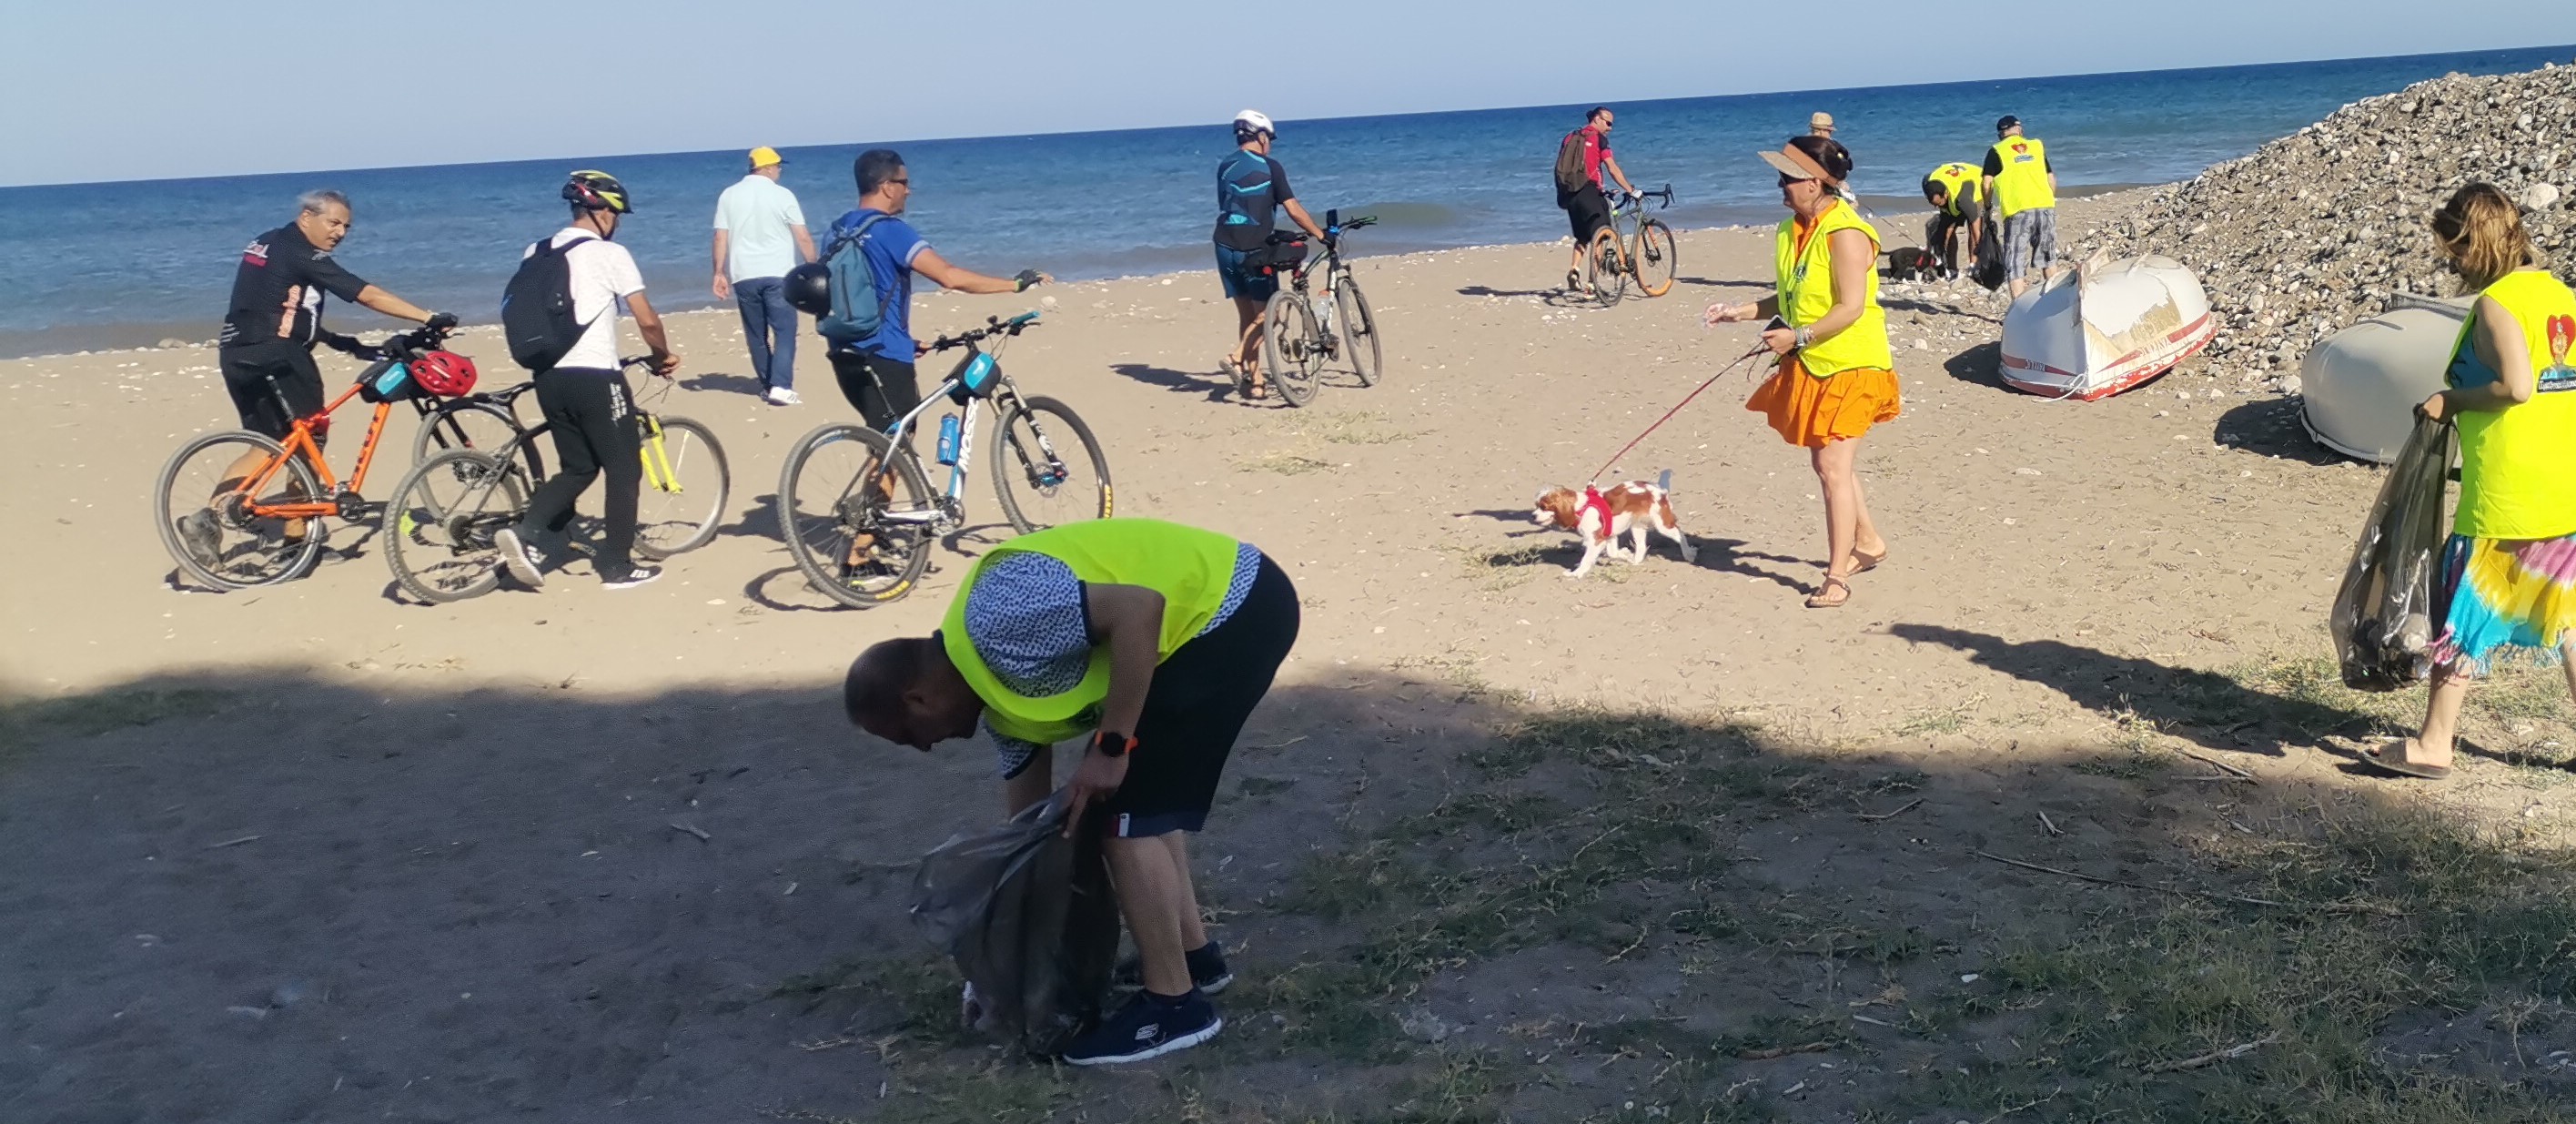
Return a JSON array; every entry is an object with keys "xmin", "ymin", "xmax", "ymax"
[
  {"xmin": 829, "ymin": 349, "xmax": 924, "ymax": 433},
  {"xmin": 220, "ymin": 346, "xmax": 326, "ymax": 440},
  {"xmin": 1105, "ymin": 553, "xmax": 1301, "ymax": 837},
  {"xmin": 1560, "ymin": 185, "xmax": 1611, "ymax": 244}
]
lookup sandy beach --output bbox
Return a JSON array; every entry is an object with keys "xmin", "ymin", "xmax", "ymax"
[{"xmin": 9, "ymin": 189, "xmax": 2576, "ymax": 1122}]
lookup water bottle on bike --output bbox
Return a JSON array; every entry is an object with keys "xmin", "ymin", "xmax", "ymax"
[{"xmin": 936, "ymin": 414, "xmax": 962, "ymax": 466}]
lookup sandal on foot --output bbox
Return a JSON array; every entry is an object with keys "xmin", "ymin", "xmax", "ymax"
[
  {"xmin": 1852, "ymin": 547, "xmax": 1888, "ymax": 574},
  {"xmin": 2358, "ymin": 738, "xmax": 2452, "ymax": 780},
  {"xmin": 1804, "ymin": 575, "xmax": 1853, "ymax": 609}
]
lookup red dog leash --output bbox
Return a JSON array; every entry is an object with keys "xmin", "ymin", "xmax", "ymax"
[{"xmin": 1585, "ymin": 342, "xmax": 1773, "ymax": 483}]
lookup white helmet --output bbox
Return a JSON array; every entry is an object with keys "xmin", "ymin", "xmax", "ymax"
[{"xmin": 1232, "ymin": 109, "xmax": 1276, "ymax": 137}]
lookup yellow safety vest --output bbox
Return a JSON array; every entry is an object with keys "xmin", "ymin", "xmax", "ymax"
[
  {"xmin": 941, "ymin": 519, "xmax": 1245, "ymax": 745},
  {"xmin": 1773, "ymin": 201, "xmax": 1894, "ymax": 378},
  {"xmin": 1929, "ymin": 162, "xmax": 1982, "ymax": 218},
  {"xmin": 1987, "ymin": 136, "xmax": 2056, "ymax": 218},
  {"xmin": 2451, "ymin": 269, "xmax": 2576, "ymax": 540}
]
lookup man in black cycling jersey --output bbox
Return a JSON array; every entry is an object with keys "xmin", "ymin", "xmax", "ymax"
[
  {"xmin": 1212, "ymin": 110, "xmax": 1326, "ymax": 400},
  {"xmin": 493, "ymin": 171, "xmax": 682, "ymax": 592},
  {"xmin": 177, "ymin": 189, "xmax": 454, "ymax": 561}
]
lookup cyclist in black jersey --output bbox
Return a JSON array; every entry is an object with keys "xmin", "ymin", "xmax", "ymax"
[{"xmin": 1213, "ymin": 110, "xmax": 1326, "ymax": 400}]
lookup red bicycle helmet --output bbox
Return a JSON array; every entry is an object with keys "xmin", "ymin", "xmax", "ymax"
[{"xmin": 410, "ymin": 350, "xmax": 480, "ymax": 397}]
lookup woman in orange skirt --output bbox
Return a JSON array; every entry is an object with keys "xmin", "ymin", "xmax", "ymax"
[{"xmin": 1708, "ymin": 135, "xmax": 1899, "ymax": 608}]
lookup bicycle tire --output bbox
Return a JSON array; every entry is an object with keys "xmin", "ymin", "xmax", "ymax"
[
  {"xmin": 633, "ymin": 415, "xmax": 730, "ymax": 559},
  {"xmin": 1634, "ymin": 218, "xmax": 1679, "ymax": 298},
  {"xmin": 1260, "ymin": 292, "xmax": 1322, "ymax": 407},
  {"xmin": 1584, "ymin": 228, "xmax": 1628, "ymax": 308},
  {"xmin": 153, "ymin": 430, "xmax": 328, "ymax": 591},
  {"xmin": 413, "ymin": 399, "xmax": 543, "ymax": 481},
  {"xmin": 382, "ymin": 450, "xmax": 530, "ymax": 603},
  {"xmin": 774, "ymin": 422, "xmax": 936, "ymax": 608},
  {"xmin": 1333, "ymin": 277, "xmax": 1383, "ymax": 387},
  {"xmin": 990, "ymin": 395, "xmax": 1114, "ymax": 535}
]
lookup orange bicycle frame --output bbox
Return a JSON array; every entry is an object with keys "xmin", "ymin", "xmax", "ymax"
[{"xmin": 233, "ymin": 383, "xmax": 397, "ymax": 519}]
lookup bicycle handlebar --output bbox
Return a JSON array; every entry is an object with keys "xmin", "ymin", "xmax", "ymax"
[{"xmin": 927, "ymin": 311, "xmax": 1044, "ymax": 351}]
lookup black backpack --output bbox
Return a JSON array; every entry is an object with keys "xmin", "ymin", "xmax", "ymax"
[
  {"xmin": 1552, "ymin": 130, "xmax": 1590, "ymax": 197},
  {"xmin": 500, "ymin": 234, "xmax": 596, "ymax": 371}
]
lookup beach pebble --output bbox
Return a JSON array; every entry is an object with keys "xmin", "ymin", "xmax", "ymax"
[
  {"xmin": 269, "ymin": 980, "xmax": 314, "ymax": 1008},
  {"xmin": 2525, "ymin": 182, "xmax": 2562, "ymax": 211},
  {"xmin": 1399, "ymin": 1008, "xmax": 1453, "ymax": 1043}
]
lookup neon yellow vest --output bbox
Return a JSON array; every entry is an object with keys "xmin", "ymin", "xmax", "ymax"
[
  {"xmin": 941, "ymin": 519, "xmax": 1244, "ymax": 745},
  {"xmin": 1987, "ymin": 136, "xmax": 2056, "ymax": 218},
  {"xmin": 1929, "ymin": 162, "xmax": 1982, "ymax": 218},
  {"xmin": 2450, "ymin": 269, "xmax": 2576, "ymax": 540},
  {"xmin": 1773, "ymin": 201, "xmax": 1894, "ymax": 378}
]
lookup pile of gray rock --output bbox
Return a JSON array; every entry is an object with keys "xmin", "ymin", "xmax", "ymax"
[{"xmin": 2086, "ymin": 61, "xmax": 2574, "ymax": 376}]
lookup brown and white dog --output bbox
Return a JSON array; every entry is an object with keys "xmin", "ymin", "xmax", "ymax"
[{"xmin": 1530, "ymin": 470, "xmax": 1698, "ymax": 578}]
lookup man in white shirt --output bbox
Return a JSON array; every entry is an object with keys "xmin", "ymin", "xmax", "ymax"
[
  {"xmin": 495, "ymin": 170, "xmax": 682, "ymax": 592},
  {"xmin": 712, "ymin": 147, "xmax": 816, "ymax": 406}
]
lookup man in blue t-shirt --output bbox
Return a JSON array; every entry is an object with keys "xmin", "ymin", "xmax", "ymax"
[
  {"xmin": 821, "ymin": 149, "xmax": 1046, "ymax": 434},
  {"xmin": 1212, "ymin": 110, "xmax": 1327, "ymax": 399}
]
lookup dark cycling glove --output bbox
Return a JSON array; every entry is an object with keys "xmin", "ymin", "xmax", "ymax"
[
  {"xmin": 1012, "ymin": 269, "xmax": 1042, "ymax": 292},
  {"xmin": 426, "ymin": 311, "xmax": 460, "ymax": 331}
]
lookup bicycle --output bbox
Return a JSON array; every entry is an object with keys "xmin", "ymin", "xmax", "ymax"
[
  {"xmin": 1253, "ymin": 210, "xmax": 1382, "ymax": 408},
  {"xmin": 153, "ymin": 324, "xmax": 515, "ymax": 591},
  {"xmin": 379, "ymin": 358, "xmax": 732, "ymax": 603},
  {"xmin": 773, "ymin": 311, "xmax": 1112, "ymax": 608},
  {"xmin": 1581, "ymin": 184, "xmax": 1679, "ymax": 307}
]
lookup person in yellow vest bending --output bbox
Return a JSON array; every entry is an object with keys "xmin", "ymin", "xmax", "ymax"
[
  {"xmin": 1705, "ymin": 136, "xmax": 1899, "ymax": 609},
  {"xmin": 2367, "ymin": 184, "xmax": 2576, "ymax": 780},
  {"xmin": 844, "ymin": 518, "xmax": 1298, "ymax": 1063},
  {"xmin": 1921, "ymin": 162, "xmax": 1984, "ymax": 281},
  {"xmin": 1980, "ymin": 115, "xmax": 2058, "ymax": 299}
]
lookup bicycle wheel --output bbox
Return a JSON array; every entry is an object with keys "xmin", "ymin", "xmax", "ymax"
[
  {"xmin": 1333, "ymin": 277, "xmax": 1383, "ymax": 387},
  {"xmin": 633, "ymin": 415, "xmax": 729, "ymax": 559},
  {"xmin": 383, "ymin": 450, "xmax": 531, "ymax": 603},
  {"xmin": 990, "ymin": 395, "xmax": 1113, "ymax": 535},
  {"xmin": 775, "ymin": 422, "xmax": 936, "ymax": 608},
  {"xmin": 410, "ymin": 401, "xmax": 542, "ymax": 517},
  {"xmin": 1583, "ymin": 228, "xmax": 1628, "ymax": 308},
  {"xmin": 153, "ymin": 430, "xmax": 328, "ymax": 591},
  {"xmin": 1633, "ymin": 218, "xmax": 1679, "ymax": 298},
  {"xmin": 1259, "ymin": 292, "xmax": 1322, "ymax": 407}
]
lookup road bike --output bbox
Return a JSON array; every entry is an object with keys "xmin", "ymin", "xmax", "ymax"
[
  {"xmin": 1581, "ymin": 185, "xmax": 1679, "ymax": 307},
  {"xmin": 1253, "ymin": 210, "xmax": 1382, "ymax": 407},
  {"xmin": 773, "ymin": 311, "xmax": 1112, "ymax": 608},
  {"xmin": 153, "ymin": 324, "xmax": 528, "ymax": 591},
  {"xmin": 379, "ymin": 359, "xmax": 731, "ymax": 603}
]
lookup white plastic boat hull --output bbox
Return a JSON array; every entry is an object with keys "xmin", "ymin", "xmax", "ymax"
[
  {"xmin": 1999, "ymin": 255, "xmax": 2217, "ymax": 401},
  {"xmin": 2298, "ymin": 294, "xmax": 2471, "ymax": 463}
]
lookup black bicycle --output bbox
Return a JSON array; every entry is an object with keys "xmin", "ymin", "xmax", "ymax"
[
  {"xmin": 1255, "ymin": 210, "xmax": 1382, "ymax": 407},
  {"xmin": 773, "ymin": 311, "xmax": 1112, "ymax": 608}
]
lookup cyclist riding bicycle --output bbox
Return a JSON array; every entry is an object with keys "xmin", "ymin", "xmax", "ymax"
[
  {"xmin": 1213, "ymin": 110, "xmax": 1327, "ymax": 400},
  {"xmin": 180, "ymin": 189, "xmax": 458, "ymax": 561},
  {"xmin": 492, "ymin": 170, "xmax": 683, "ymax": 592}
]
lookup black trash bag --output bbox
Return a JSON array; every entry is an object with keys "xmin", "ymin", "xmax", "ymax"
[
  {"xmin": 908, "ymin": 791, "xmax": 1121, "ymax": 1057},
  {"xmin": 2330, "ymin": 415, "xmax": 2457, "ymax": 691},
  {"xmin": 1972, "ymin": 213, "xmax": 2006, "ymax": 292}
]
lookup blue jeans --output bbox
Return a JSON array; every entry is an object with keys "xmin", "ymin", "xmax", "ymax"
[{"xmin": 733, "ymin": 276, "xmax": 797, "ymax": 390}]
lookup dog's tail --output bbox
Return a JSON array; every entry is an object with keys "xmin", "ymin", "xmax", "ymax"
[{"xmin": 1655, "ymin": 468, "xmax": 1672, "ymax": 492}]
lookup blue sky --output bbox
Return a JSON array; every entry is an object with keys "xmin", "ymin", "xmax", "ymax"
[{"xmin": 5, "ymin": 0, "xmax": 2571, "ymax": 187}]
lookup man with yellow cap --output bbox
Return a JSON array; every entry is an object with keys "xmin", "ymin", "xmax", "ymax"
[{"xmin": 712, "ymin": 147, "xmax": 818, "ymax": 405}]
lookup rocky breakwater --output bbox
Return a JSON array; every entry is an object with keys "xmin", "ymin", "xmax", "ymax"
[{"xmin": 2085, "ymin": 61, "xmax": 2575, "ymax": 382}]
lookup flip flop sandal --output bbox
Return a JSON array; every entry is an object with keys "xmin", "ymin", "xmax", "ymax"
[
  {"xmin": 1853, "ymin": 548, "xmax": 1888, "ymax": 574},
  {"xmin": 2358, "ymin": 738, "xmax": 2452, "ymax": 780},
  {"xmin": 1804, "ymin": 575, "xmax": 1853, "ymax": 609}
]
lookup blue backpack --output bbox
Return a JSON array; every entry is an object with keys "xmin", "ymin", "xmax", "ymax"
[{"xmin": 817, "ymin": 214, "xmax": 891, "ymax": 345}]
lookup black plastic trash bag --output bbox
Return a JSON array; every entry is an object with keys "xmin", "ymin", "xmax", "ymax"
[
  {"xmin": 2330, "ymin": 415, "xmax": 2456, "ymax": 691},
  {"xmin": 1972, "ymin": 214, "xmax": 2006, "ymax": 292},
  {"xmin": 908, "ymin": 791, "xmax": 1121, "ymax": 1057}
]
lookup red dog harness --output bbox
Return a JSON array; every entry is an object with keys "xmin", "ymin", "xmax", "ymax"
[{"xmin": 1579, "ymin": 485, "xmax": 1614, "ymax": 542}]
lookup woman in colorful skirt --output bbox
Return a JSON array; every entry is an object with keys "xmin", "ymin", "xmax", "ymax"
[
  {"xmin": 2369, "ymin": 183, "xmax": 2576, "ymax": 779},
  {"xmin": 1706, "ymin": 135, "xmax": 1899, "ymax": 608}
]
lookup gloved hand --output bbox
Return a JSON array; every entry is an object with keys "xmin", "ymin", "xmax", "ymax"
[
  {"xmin": 425, "ymin": 311, "xmax": 460, "ymax": 331},
  {"xmin": 1012, "ymin": 269, "xmax": 1044, "ymax": 292}
]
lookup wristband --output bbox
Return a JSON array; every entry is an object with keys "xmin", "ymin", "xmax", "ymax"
[
  {"xmin": 1092, "ymin": 731, "xmax": 1136, "ymax": 759},
  {"xmin": 1793, "ymin": 326, "xmax": 1813, "ymax": 349}
]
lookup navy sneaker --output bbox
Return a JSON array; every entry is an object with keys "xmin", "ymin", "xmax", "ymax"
[
  {"xmin": 493, "ymin": 527, "xmax": 545, "ymax": 587},
  {"xmin": 1113, "ymin": 942, "xmax": 1233, "ymax": 995},
  {"xmin": 599, "ymin": 563, "xmax": 663, "ymax": 591},
  {"xmin": 1060, "ymin": 990, "xmax": 1221, "ymax": 1067},
  {"xmin": 176, "ymin": 510, "xmax": 221, "ymax": 562}
]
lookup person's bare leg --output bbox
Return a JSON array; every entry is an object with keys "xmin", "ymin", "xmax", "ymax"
[
  {"xmin": 1230, "ymin": 296, "xmax": 1268, "ymax": 397},
  {"xmin": 1106, "ymin": 835, "xmax": 1193, "ymax": 996},
  {"xmin": 1846, "ymin": 440, "xmax": 1886, "ymax": 561},
  {"xmin": 1157, "ymin": 833, "xmax": 1209, "ymax": 951},
  {"xmin": 1811, "ymin": 442, "xmax": 1860, "ymax": 602},
  {"xmin": 2410, "ymin": 664, "xmax": 2471, "ymax": 766},
  {"xmin": 215, "ymin": 444, "xmax": 309, "ymax": 539}
]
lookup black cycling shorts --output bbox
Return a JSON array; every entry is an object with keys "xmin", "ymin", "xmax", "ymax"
[
  {"xmin": 1104, "ymin": 553, "xmax": 1300, "ymax": 838},
  {"xmin": 829, "ymin": 349, "xmax": 924, "ymax": 433},
  {"xmin": 220, "ymin": 346, "xmax": 326, "ymax": 440},
  {"xmin": 1561, "ymin": 184, "xmax": 1611, "ymax": 244}
]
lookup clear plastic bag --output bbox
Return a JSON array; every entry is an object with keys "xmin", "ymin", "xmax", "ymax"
[
  {"xmin": 908, "ymin": 791, "xmax": 1121, "ymax": 1056},
  {"xmin": 2330, "ymin": 416, "xmax": 2456, "ymax": 691}
]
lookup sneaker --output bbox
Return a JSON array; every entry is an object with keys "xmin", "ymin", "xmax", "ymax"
[
  {"xmin": 1113, "ymin": 942, "xmax": 1233, "ymax": 995},
  {"xmin": 765, "ymin": 386, "xmax": 801, "ymax": 407},
  {"xmin": 1059, "ymin": 990, "xmax": 1221, "ymax": 1067},
  {"xmin": 493, "ymin": 527, "xmax": 546, "ymax": 587},
  {"xmin": 175, "ymin": 509, "xmax": 221, "ymax": 562},
  {"xmin": 599, "ymin": 563, "xmax": 663, "ymax": 590}
]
